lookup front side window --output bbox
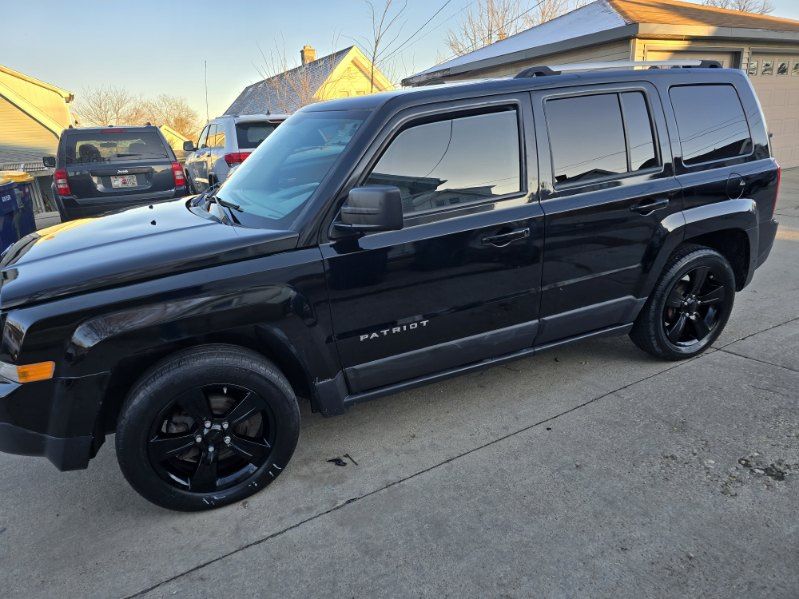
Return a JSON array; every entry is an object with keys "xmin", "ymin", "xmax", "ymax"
[
  {"xmin": 365, "ymin": 109, "xmax": 521, "ymax": 216},
  {"xmin": 669, "ymin": 84, "xmax": 752, "ymax": 165},
  {"xmin": 197, "ymin": 126, "xmax": 209, "ymax": 149},
  {"xmin": 218, "ymin": 111, "xmax": 366, "ymax": 225},
  {"xmin": 547, "ymin": 92, "xmax": 659, "ymax": 186}
]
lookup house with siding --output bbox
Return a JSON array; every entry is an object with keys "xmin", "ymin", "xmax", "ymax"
[
  {"xmin": 404, "ymin": 0, "xmax": 799, "ymax": 168},
  {"xmin": 0, "ymin": 64, "xmax": 76, "ymax": 210},
  {"xmin": 226, "ymin": 45, "xmax": 393, "ymax": 115}
]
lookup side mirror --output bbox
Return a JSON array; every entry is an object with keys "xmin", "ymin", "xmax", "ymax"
[
  {"xmin": 183, "ymin": 140, "xmax": 196, "ymax": 152},
  {"xmin": 42, "ymin": 155, "xmax": 56, "ymax": 168},
  {"xmin": 337, "ymin": 186, "xmax": 403, "ymax": 233}
]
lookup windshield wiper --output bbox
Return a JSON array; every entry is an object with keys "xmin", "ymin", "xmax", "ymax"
[{"xmin": 206, "ymin": 194, "xmax": 242, "ymax": 212}]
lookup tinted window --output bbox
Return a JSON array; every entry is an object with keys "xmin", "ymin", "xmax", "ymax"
[
  {"xmin": 236, "ymin": 122, "xmax": 279, "ymax": 149},
  {"xmin": 670, "ymin": 85, "xmax": 752, "ymax": 165},
  {"xmin": 620, "ymin": 92, "xmax": 658, "ymax": 172},
  {"xmin": 65, "ymin": 131, "xmax": 168, "ymax": 164},
  {"xmin": 547, "ymin": 94, "xmax": 627, "ymax": 185},
  {"xmin": 365, "ymin": 110, "xmax": 520, "ymax": 215},
  {"xmin": 219, "ymin": 111, "xmax": 365, "ymax": 224}
]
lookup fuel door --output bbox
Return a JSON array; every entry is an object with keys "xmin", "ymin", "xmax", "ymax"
[{"xmin": 726, "ymin": 172, "xmax": 746, "ymax": 199}]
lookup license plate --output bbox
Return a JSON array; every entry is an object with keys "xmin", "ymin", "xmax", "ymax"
[{"xmin": 110, "ymin": 175, "xmax": 137, "ymax": 188}]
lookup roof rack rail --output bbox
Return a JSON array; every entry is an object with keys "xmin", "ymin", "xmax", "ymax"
[{"xmin": 515, "ymin": 59, "xmax": 723, "ymax": 78}]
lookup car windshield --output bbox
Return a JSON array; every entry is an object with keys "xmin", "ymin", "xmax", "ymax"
[{"xmin": 217, "ymin": 111, "xmax": 367, "ymax": 225}]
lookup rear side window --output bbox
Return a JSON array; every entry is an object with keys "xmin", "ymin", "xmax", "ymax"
[
  {"xmin": 669, "ymin": 85, "xmax": 752, "ymax": 165},
  {"xmin": 209, "ymin": 125, "xmax": 226, "ymax": 148},
  {"xmin": 236, "ymin": 122, "xmax": 279, "ymax": 149},
  {"xmin": 546, "ymin": 92, "xmax": 658, "ymax": 186},
  {"xmin": 365, "ymin": 109, "xmax": 521, "ymax": 216},
  {"xmin": 65, "ymin": 131, "xmax": 168, "ymax": 164}
]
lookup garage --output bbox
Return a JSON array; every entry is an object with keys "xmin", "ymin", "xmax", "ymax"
[
  {"xmin": 405, "ymin": 0, "xmax": 799, "ymax": 168},
  {"xmin": 644, "ymin": 48, "xmax": 799, "ymax": 169}
]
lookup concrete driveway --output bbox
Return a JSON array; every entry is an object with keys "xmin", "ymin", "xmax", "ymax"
[{"xmin": 2, "ymin": 172, "xmax": 798, "ymax": 599}]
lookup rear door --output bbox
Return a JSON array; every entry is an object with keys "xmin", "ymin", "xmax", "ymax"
[
  {"xmin": 64, "ymin": 128, "xmax": 175, "ymax": 202},
  {"xmin": 322, "ymin": 95, "xmax": 545, "ymax": 394},
  {"xmin": 206, "ymin": 124, "xmax": 227, "ymax": 183},
  {"xmin": 531, "ymin": 81, "xmax": 683, "ymax": 344}
]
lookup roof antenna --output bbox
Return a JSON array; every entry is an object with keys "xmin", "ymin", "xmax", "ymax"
[{"xmin": 204, "ymin": 59, "xmax": 210, "ymax": 123}]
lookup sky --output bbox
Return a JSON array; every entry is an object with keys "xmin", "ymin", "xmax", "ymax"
[{"xmin": 2, "ymin": 0, "xmax": 799, "ymax": 122}]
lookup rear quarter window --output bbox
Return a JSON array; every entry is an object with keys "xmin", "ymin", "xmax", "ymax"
[{"xmin": 669, "ymin": 84, "xmax": 752, "ymax": 165}]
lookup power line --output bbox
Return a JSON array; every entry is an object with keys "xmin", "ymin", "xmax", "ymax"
[{"xmin": 380, "ymin": 0, "xmax": 455, "ymax": 64}]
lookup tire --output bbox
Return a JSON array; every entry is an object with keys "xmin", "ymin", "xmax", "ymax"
[
  {"xmin": 630, "ymin": 244, "xmax": 736, "ymax": 360},
  {"xmin": 115, "ymin": 344, "xmax": 300, "ymax": 511}
]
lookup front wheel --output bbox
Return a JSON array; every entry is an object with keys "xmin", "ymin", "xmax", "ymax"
[
  {"xmin": 115, "ymin": 345, "xmax": 299, "ymax": 511},
  {"xmin": 630, "ymin": 245, "xmax": 736, "ymax": 360}
]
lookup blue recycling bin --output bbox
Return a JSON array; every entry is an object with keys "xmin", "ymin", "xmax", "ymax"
[{"xmin": 0, "ymin": 171, "xmax": 38, "ymax": 250}]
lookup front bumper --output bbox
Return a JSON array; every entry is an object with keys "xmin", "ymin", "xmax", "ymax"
[{"xmin": 0, "ymin": 373, "xmax": 110, "ymax": 470}]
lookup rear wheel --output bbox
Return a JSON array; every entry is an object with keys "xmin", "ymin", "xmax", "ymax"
[
  {"xmin": 630, "ymin": 245, "xmax": 735, "ymax": 360},
  {"xmin": 115, "ymin": 344, "xmax": 299, "ymax": 511}
]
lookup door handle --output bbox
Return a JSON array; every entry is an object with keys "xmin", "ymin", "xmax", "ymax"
[
  {"xmin": 630, "ymin": 198, "xmax": 669, "ymax": 215},
  {"xmin": 481, "ymin": 227, "xmax": 530, "ymax": 247}
]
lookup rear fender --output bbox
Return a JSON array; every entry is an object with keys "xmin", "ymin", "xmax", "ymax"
[{"xmin": 639, "ymin": 198, "xmax": 758, "ymax": 297}]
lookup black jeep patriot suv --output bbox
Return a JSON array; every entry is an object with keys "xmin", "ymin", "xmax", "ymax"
[{"xmin": 0, "ymin": 63, "xmax": 779, "ymax": 510}]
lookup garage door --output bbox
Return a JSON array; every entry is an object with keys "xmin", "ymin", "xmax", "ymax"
[
  {"xmin": 646, "ymin": 48, "xmax": 799, "ymax": 169},
  {"xmin": 747, "ymin": 53, "xmax": 799, "ymax": 169}
]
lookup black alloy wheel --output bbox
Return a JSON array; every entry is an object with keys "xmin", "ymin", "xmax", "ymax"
[
  {"xmin": 147, "ymin": 384, "xmax": 275, "ymax": 493},
  {"xmin": 662, "ymin": 265, "xmax": 728, "ymax": 347},
  {"xmin": 116, "ymin": 344, "xmax": 300, "ymax": 511},
  {"xmin": 630, "ymin": 245, "xmax": 736, "ymax": 360}
]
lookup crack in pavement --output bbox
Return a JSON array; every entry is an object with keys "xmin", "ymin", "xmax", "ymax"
[
  {"xmin": 126, "ymin": 316, "xmax": 799, "ymax": 599},
  {"xmin": 717, "ymin": 348, "xmax": 799, "ymax": 374}
]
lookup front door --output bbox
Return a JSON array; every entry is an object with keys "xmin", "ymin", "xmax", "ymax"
[
  {"xmin": 321, "ymin": 98, "xmax": 544, "ymax": 393},
  {"xmin": 531, "ymin": 82, "xmax": 684, "ymax": 344},
  {"xmin": 186, "ymin": 125, "xmax": 211, "ymax": 191}
]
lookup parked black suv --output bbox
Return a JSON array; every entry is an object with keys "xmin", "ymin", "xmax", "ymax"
[
  {"xmin": 1, "ymin": 63, "xmax": 779, "ymax": 510},
  {"xmin": 43, "ymin": 125, "xmax": 188, "ymax": 221}
]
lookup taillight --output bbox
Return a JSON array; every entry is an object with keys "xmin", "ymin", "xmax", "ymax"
[
  {"xmin": 171, "ymin": 162, "xmax": 186, "ymax": 187},
  {"xmin": 54, "ymin": 169, "xmax": 71, "ymax": 197},
  {"xmin": 773, "ymin": 165, "xmax": 782, "ymax": 218},
  {"xmin": 224, "ymin": 152, "xmax": 251, "ymax": 166}
]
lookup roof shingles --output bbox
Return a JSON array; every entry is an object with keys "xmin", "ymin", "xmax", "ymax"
[
  {"xmin": 608, "ymin": 0, "xmax": 799, "ymax": 32},
  {"xmin": 225, "ymin": 47, "xmax": 352, "ymax": 115}
]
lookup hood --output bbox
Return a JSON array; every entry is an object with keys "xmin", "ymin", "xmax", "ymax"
[{"xmin": 0, "ymin": 199, "xmax": 298, "ymax": 308}]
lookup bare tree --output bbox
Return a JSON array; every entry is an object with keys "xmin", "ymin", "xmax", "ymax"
[
  {"xmin": 446, "ymin": 0, "xmax": 586, "ymax": 56},
  {"xmin": 703, "ymin": 0, "xmax": 774, "ymax": 13},
  {"xmin": 361, "ymin": 0, "xmax": 408, "ymax": 91},
  {"xmin": 73, "ymin": 86, "xmax": 142, "ymax": 127},
  {"xmin": 139, "ymin": 95, "xmax": 201, "ymax": 139},
  {"xmin": 74, "ymin": 86, "xmax": 200, "ymax": 139}
]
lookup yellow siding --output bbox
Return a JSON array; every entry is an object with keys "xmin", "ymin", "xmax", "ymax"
[
  {"xmin": 0, "ymin": 71, "xmax": 72, "ymax": 130},
  {"xmin": 445, "ymin": 40, "xmax": 633, "ymax": 80},
  {"xmin": 316, "ymin": 48, "xmax": 393, "ymax": 102},
  {"xmin": 0, "ymin": 98, "xmax": 58, "ymax": 166}
]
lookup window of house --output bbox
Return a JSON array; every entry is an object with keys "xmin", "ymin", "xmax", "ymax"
[
  {"xmin": 777, "ymin": 61, "xmax": 789, "ymax": 76},
  {"xmin": 365, "ymin": 109, "xmax": 521, "ymax": 215},
  {"xmin": 762, "ymin": 60, "xmax": 774, "ymax": 75},
  {"xmin": 669, "ymin": 84, "xmax": 752, "ymax": 165},
  {"xmin": 546, "ymin": 91, "xmax": 659, "ymax": 186},
  {"xmin": 793, "ymin": 62, "xmax": 799, "ymax": 76},
  {"xmin": 747, "ymin": 60, "xmax": 758, "ymax": 76}
]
